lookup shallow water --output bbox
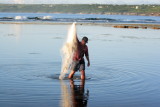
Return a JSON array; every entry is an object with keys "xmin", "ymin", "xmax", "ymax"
[{"xmin": 0, "ymin": 24, "xmax": 160, "ymax": 107}]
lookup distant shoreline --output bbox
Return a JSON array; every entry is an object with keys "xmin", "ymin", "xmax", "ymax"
[
  {"xmin": 0, "ymin": 12, "xmax": 160, "ymax": 17},
  {"xmin": 0, "ymin": 4, "xmax": 159, "ymax": 16}
]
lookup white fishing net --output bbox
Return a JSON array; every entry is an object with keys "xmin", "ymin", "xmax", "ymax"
[{"xmin": 59, "ymin": 22, "xmax": 78, "ymax": 79}]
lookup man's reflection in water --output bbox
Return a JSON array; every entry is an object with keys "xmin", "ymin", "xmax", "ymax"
[{"xmin": 70, "ymin": 79, "xmax": 89, "ymax": 107}]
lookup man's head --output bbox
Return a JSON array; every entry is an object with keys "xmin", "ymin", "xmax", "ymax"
[{"xmin": 81, "ymin": 36, "xmax": 88, "ymax": 45}]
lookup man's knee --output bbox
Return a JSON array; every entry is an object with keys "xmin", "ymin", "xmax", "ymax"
[
  {"xmin": 80, "ymin": 70, "xmax": 85, "ymax": 79},
  {"xmin": 70, "ymin": 70, "xmax": 76, "ymax": 74},
  {"xmin": 68, "ymin": 71, "xmax": 76, "ymax": 78},
  {"xmin": 80, "ymin": 70, "xmax": 85, "ymax": 75}
]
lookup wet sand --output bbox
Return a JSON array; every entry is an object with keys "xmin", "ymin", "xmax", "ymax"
[{"xmin": 0, "ymin": 21, "xmax": 160, "ymax": 28}]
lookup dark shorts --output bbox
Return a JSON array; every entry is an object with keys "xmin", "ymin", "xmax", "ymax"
[{"xmin": 71, "ymin": 60, "xmax": 85, "ymax": 72}]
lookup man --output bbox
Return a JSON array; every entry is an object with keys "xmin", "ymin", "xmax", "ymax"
[{"xmin": 68, "ymin": 36, "xmax": 90, "ymax": 80}]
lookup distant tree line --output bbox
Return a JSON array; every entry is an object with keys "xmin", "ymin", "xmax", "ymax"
[{"xmin": 0, "ymin": 4, "xmax": 159, "ymax": 16}]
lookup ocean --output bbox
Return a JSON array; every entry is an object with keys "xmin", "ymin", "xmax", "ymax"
[
  {"xmin": 0, "ymin": 14, "xmax": 160, "ymax": 107},
  {"xmin": 0, "ymin": 13, "xmax": 160, "ymax": 24}
]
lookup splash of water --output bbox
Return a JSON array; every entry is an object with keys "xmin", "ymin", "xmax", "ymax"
[{"xmin": 59, "ymin": 22, "xmax": 78, "ymax": 80}]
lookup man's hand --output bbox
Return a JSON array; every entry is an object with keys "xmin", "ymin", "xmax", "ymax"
[
  {"xmin": 87, "ymin": 61, "xmax": 90, "ymax": 67},
  {"xmin": 86, "ymin": 56, "xmax": 90, "ymax": 67}
]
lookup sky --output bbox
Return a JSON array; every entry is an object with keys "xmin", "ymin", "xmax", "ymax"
[{"xmin": 0, "ymin": 0, "xmax": 160, "ymax": 4}]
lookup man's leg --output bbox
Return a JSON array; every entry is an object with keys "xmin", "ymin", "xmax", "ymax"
[
  {"xmin": 69, "ymin": 60, "xmax": 79, "ymax": 79},
  {"xmin": 80, "ymin": 70, "xmax": 85, "ymax": 80},
  {"xmin": 68, "ymin": 70, "xmax": 76, "ymax": 79},
  {"xmin": 79, "ymin": 60, "xmax": 85, "ymax": 80}
]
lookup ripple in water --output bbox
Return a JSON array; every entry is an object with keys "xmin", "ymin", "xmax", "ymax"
[{"xmin": 0, "ymin": 24, "xmax": 160, "ymax": 107}]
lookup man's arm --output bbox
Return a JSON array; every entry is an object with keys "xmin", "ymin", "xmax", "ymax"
[
  {"xmin": 85, "ymin": 46, "xmax": 90, "ymax": 67},
  {"xmin": 86, "ymin": 56, "xmax": 90, "ymax": 67}
]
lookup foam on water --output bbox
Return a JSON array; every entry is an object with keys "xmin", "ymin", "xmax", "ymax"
[{"xmin": 0, "ymin": 13, "xmax": 160, "ymax": 24}]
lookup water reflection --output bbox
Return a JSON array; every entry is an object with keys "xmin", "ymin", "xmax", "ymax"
[
  {"xmin": 60, "ymin": 80, "xmax": 72, "ymax": 107},
  {"xmin": 60, "ymin": 79, "xmax": 89, "ymax": 107},
  {"xmin": 70, "ymin": 79, "xmax": 89, "ymax": 107},
  {"xmin": 9, "ymin": 24, "xmax": 22, "ymax": 42}
]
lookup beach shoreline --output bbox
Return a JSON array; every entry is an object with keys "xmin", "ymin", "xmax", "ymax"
[{"xmin": 0, "ymin": 21, "xmax": 160, "ymax": 29}]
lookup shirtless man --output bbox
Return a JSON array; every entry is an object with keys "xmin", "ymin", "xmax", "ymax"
[{"xmin": 68, "ymin": 36, "xmax": 90, "ymax": 80}]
